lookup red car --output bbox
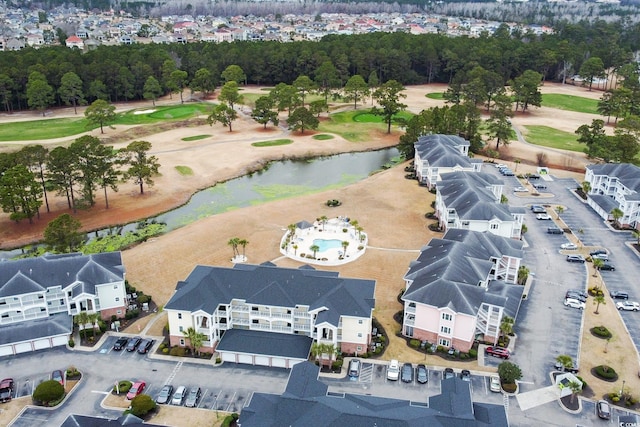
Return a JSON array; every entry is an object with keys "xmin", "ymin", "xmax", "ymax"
[
  {"xmin": 485, "ymin": 346, "xmax": 510, "ymax": 359},
  {"xmin": 0, "ymin": 378, "xmax": 14, "ymax": 403},
  {"xmin": 126, "ymin": 381, "xmax": 146, "ymax": 400}
]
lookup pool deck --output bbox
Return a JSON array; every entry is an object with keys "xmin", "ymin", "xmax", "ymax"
[{"xmin": 279, "ymin": 217, "xmax": 367, "ymax": 266}]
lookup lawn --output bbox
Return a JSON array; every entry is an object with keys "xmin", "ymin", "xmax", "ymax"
[
  {"xmin": 182, "ymin": 135, "xmax": 211, "ymax": 142},
  {"xmin": 312, "ymin": 134, "xmax": 334, "ymax": 140},
  {"xmin": 318, "ymin": 109, "xmax": 409, "ymax": 142},
  {"xmin": 0, "ymin": 104, "xmax": 211, "ymax": 141},
  {"xmin": 251, "ymin": 139, "xmax": 293, "ymax": 147},
  {"xmin": 541, "ymin": 94, "xmax": 599, "ymax": 114},
  {"xmin": 522, "ymin": 125, "xmax": 583, "ymax": 152},
  {"xmin": 426, "ymin": 92, "xmax": 444, "ymax": 100}
]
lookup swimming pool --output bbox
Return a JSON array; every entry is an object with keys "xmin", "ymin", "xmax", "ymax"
[{"xmin": 312, "ymin": 239, "xmax": 343, "ymax": 252}]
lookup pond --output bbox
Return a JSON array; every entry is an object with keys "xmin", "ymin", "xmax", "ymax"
[{"xmin": 0, "ymin": 148, "xmax": 400, "ymax": 260}]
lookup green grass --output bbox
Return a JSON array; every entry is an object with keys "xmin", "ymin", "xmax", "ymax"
[
  {"xmin": 426, "ymin": 92, "xmax": 444, "ymax": 100},
  {"xmin": 251, "ymin": 139, "xmax": 293, "ymax": 147},
  {"xmin": 353, "ymin": 111, "xmax": 413, "ymax": 123},
  {"xmin": 313, "ymin": 134, "xmax": 334, "ymax": 140},
  {"xmin": 541, "ymin": 94, "xmax": 599, "ymax": 114},
  {"xmin": 318, "ymin": 109, "xmax": 410, "ymax": 142},
  {"xmin": 182, "ymin": 135, "xmax": 211, "ymax": 141},
  {"xmin": 522, "ymin": 125, "xmax": 583, "ymax": 152},
  {"xmin": 175, "ymin": 165, "xmax": 193, "ymax": 175},
  {"xmin": 116, "ymin": 103, "xmax": 210, "ymax": 125}
]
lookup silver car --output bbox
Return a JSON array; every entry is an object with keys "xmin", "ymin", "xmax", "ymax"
[
  {"xmin": 184, "ymin": 387, "xmax": 201, "ymax": 407},
  {"xmin": 171, "ymin": 385, "xmax": 187, "ymax": 405}
]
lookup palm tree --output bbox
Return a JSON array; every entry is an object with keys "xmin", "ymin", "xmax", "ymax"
[
  {"xmin": 568, "ymin": 380, "xmax": 583, "ymax": 403},
  {"xmin": 517, "ymin": 265, "xmax": 530, "ymax": 285},
  {"xmin": 592, "ymin": 258, "xmax": 604, "ymax": 277},
  {"xmin": 310, "ymin": 244, "xmax": 320, "ymax": 258},
  {"xmin": 341, "ymin": 241, "xmax": 349, "ymax": 255},
  {"xmin": 182, "ymin": 327, "xmax": 206, "ymax": 356},
  {"xmin": 287, "ymin": 223, "xmax": 297, "ymax": 238},
  {"xmin": 87, "ymin": 312, "xmax": 100, "ymax": 339},
  {"xmin": 238, "ymin": 239, "xmax": 249, "ymax": 259},
  {"xmin": 227, "ymin": 237, "xmax": 240, "ymax": 259},
  {"xmin": 293, "ymin": 244, "xmax": 298, "ymax": 256},
  {"xmin": 632, "ymin": 229, "xmax": 640, "ymax": 246},
  {"xmin": 593, "ymin": 294, "xmax": 606, "ymax": 314},
  {"xmin": 514, "ymin": 159, "xmax": 520, "ymax": 172},
  {"xmin": 74, "ymin": 311, "xmax": 90, "ymax": 339},
  {"xmin": 500, "ymin": 316, "xmax": 514, "ymax": 341},
  {"xmin": 610, "ymin": 207, "xmax": 624, "ymax": 227},
  {"xmin": 581, "ymin": 181, "xmax": 591, "ymax": 195},
  {"xmin": 556, "ymin": 354, "xmax": 573, "ymax": 370},
  {"xmin": 555, "ymin": 206, "xmax": 564, "ymax": 218},
  {"xmin": 319, "ymin": 215, "xmax": 328, "ymax": 231}
]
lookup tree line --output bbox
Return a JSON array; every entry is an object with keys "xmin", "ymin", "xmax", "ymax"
[
  {"xmin": 0, "ymin": 20, "xmax": 638, "ymax": 113},
  {"xmin": 0, "ymin": 138, "xmax": 160, "ymax": 224}
]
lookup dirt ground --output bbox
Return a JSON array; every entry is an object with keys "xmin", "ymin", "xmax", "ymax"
[{"xmin": 1, "ymin": 82, "xmax": 636, "ymax": 414}]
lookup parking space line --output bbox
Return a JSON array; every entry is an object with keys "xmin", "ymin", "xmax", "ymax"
[
  {"xmin": 244, "ymin": 391, "xmax": 254, "ymax": 408},
  {"xmin": 198, "ymin": 388, "xmax": 209, "ymax": 408},
  {"xmin": 225, "ymin": 392, "xmax": 237, "ymax": 412},
  {"xmin": 211, "ymin": 388, "xmax": 224, "ymax": 410}
]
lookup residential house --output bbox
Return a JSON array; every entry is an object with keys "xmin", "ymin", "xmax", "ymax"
[
  {"xmin": 414, "ymin": 134, "xmax": 483, "ymax": 189},
  {"xmin": 584, "ymin": 163, "xmax": 640, "ymax": 228},
  {"xmin": 65, "ymin": 35, "xmax": 84, "ymax": 49},
  {"xmin": 240, "ymin": 361, "xmax": 509, "ymax": 426},
  {"xmin": 436, "ymin": 171, "xmax": 524, "ymax": 239},
  {"xmin": 5, "ymin": 38, "xmax": 25, "ymax": 51},
  {"xmin": 26, "ymin": 33, "xmax": 44, "ymax": 47},
  {"xmin": 0, "ymin": 252, "xmax": 126, "ymax": 355},
  {"xmin": 402, "ymin": 229, "xmax": 524, "ymax": 351},
  {"xmin": 62, "ymin": 413, "xmax": 165, "ymax": 427},
  {"xmin": 164, "ymin": 263, "xmax": 375, "ymax": 367}
]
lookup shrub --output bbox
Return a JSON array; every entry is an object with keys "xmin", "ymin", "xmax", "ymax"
[
  {"xmin": 595, "ymin": 365, "xmax": 617, "ymax": 380},
  {"xmin": 342, "ymin": 228, "xmax": 348, "ymax": 232},
  {"xmin": 591, "ymin": 326, "xmax": 612, "ymax": 338},
  {"xmin": 436, "ymin": 345, "xmax": 445, "ymax": 353},
  {"xmin": 138, "ymin": 294, "xmax": 151, "ymax": 304},
  {"xmin": 216, "ymin": 357, "xmax": 222, "ymax": 364},
  {"xmin": 409, "ymin": 339, "xmax": 420, "ymax": 348},
  {"xmin": 68, "ymin": 338, "xmax": 75, "ymax": 348},
  {"xmin": 33, "ymin": 380, "xmax": 65, "ymax": 406},
  {"xmin": 576, "ymin": 376, "xmax": 587, "ymax": 389},
  {"xmin": 378, "ymin": 336, "xmax": 386, "ymax": 343},
  {"xmin": 158, "ymin": 343, "xmax": 166, "ymax": 350},
  {"xmin": 98, "ymin": 320, "xmax": 107, "ymax": 332},
  {"xmin": 111, "ymin": 315, "xmax": 118, "ymax": 322},
  {"xmin": 113, "ymin": 380, "xmax": 132, "ymax": 394},
  {"xmin": 129, "ymin": 394, "xmax": 156, "ymax": 417},
  {"xmin": 162, "ymin": 348, "xmax": 169, "ymax": 354},
  {"xmin": 169, "ymin": 346, "xmax": 187, "ymax": 357},
  {"xmin": 221, "ymin": 413, "xmax": 239, "ymax": 427},
  {"xmin": 469, "ymin": 348, "xmax": 477, "ymax": 358},
  {"xmin": 498, "ymin": 361, "xmax": 522, "ymax": 384},
  {"xmin": 66, "ymin": 367, "xmax": 81, "ymax": 379},
  {"xmin": 332, "ymin": 360, "xmax": 343, "ymax": 370}
]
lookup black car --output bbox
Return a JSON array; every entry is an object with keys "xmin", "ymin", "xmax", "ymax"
[
  {"xmin": 126, "ymin": 336, "xmax": 142, "ymax": 352},
  {"xmin": 598, "ymin": 263, "xmax": 615, "ymax": 271},
  {"xmin": 567, "ymin": 289, "xmax": 588, "ymax": 299},
  {"xmin": 527, "ymin": 174, "xmax": 540, "ymax": 180},
  {"xmin": 113, "ymin": 337, "xmax": 129, "ymax": 351},
  {"xmin": 156, "ymin": 385, "xmax": 173, "ymax": 405},
  {"xmin": 596, "ymin": 400, "xmax": 611, "ymax": 420},
  {"xmin": 547, "ymin": 226, "xmax": 564, "ymax": 234},
  {"xmin": 590, "ymin": 249, "xmax": 607, "ymax": 256},
  {"xmin": 610, "ymin": 291, "xmax": 629, "ymax": 300},
  {"xmin": 459, "ymin": 369, "xmax": 471, "ymax": 382},
  {"xmin": 401, "ymin": 363, "xmax": 414, "ymax": 383},
  {"xmin": 416, "ymin": 364, "xmax": 428, "ymax": 384},
  {"xmin": 443, "ymin": 367, "xmax": 455, "ymax": 379},
  {"xmin": 137, "ymin": 338, "xmax": 154, "ymax": 354}
]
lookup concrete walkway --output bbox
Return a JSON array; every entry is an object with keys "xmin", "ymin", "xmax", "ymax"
[{"xmin": 516, "ymin": 385, "xmax": 559, "ymax": 411}]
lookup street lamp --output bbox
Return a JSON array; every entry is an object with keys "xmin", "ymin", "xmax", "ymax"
[{"xmin": 620, "ymin": 380, "xmax": 626, "ymax": 397}]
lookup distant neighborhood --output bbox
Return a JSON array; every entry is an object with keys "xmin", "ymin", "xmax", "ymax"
[{"xmin": 0, "ymin": 7, "xmax": 555, "ymax": 51}]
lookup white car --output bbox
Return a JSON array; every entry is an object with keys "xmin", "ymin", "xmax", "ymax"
[
  {"xmin": 564, "ymin": 298, "xmax": 585, "ymax": 309},
  {"xmin": 536, "ymin": 213, "xmax": 552, "ymax": 220},
  {"xmin": 616, "ymin": 301, "xmax": 640, "ymax": 312},
  {"xmin": 513, "ymin": 187, "xmax": 528, "ymax": 193},
  {"xmin": 387, "ymin": 359, "xmax": 400, "ymax": 381},
  {"xmin": 490, "ymin": 375, "xmax": 501, "ymax": 393},
  {"xmin": 495, "ymin": 163, "xmax": 507, "ymax": 169},
  {"xmin": 560, "ymin": 243, "xmax": 578, "ymax": 250}
]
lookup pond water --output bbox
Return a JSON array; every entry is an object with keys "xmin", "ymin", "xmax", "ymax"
[{"xmin": 0, "ymin": 148, "xmax": 399, "ymax": 260}]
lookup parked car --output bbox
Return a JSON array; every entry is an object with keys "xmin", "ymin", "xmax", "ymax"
[
  {"xmin": 126, "ymin": 381, "xmax": 146, "ymax": 400},
  {"xmin": 598, "ymin": 263, "xmax": 615, "ymax": 271},
  {"xmin": 171, "ymin": 386, "xmax": 187, "ymax": 405},
  {"xmin": 416, "ymin": 364, "xmax": 428, "ymax": 384},
  {"xmin": 567, "ymin": 289, "xmax": 588, "ymax": 299},
  {"xmin": 513, "ymin": 186, "xmax": 528, "ymax": 193},
  {"xmin": 0, "ymin": 378, "xmax": 14, "ymax": 403},
  {"xmin": 566, "ymin": 254, "xmax": 585, "ymax": 263},
  {"xmin": 596, "ymin": 399, "xmax": 611, "ymax": 420},
  {"xmin": 137, "ymin": 338, "xmax": 154, "ymax": 354},
  {"xmin": 531, "ymin": 205, "xmax": 546, "ymax": 213},
  {"xmin": 501, "ymin": 169, "xmax": 515, "ymax": 176},
  {"xmin": 565, "ymin": 291, "xmax": 586, "ymax": 302},
  {"xmin": 494, "ymin": 164, "xmax": 507, "ymax": 169},
  {"xmin": 547, "ymin": 226, "xmax": 564, "ymax": 234},
  {"xmin": 560, "ymin": 243, "xmax": 578, "ymax": 250},
  {"xmin": 536, "ymin": 213, "xmax": 552, "ymax": 220},
  {"xmin": 125, "ymin": 336, "xmax": 142, "ymax": 352},
  {"xmin": 564, "ymin": 298, "xmax": 586, "ymax": 309},
  {"xmin": 51, "ymin": 370, "xmax": 64, "ymax": 385},
  {"xmin": 592, "ymin": 253, "xmax": 609, "ymax": 261},
  {"xmin": 459, "ymin": 369, "xmax": 471, "ymax": 382},
  {"xmin": 610, "ymin": 291, "xmax": 629, "ymax": 300},
  {"xmin": 443, "ymin": 368, "xmax": 455, "ymax": 379},
  {"xmin": 527, "ymin": 174, "xmax": 541, "ymax": 180},
  {"xmin": 533, "ymin": 183, "xmax": 547, "ymax": 190},
  {"xmin": 401, "ymin": 363, "xmax": 414, "ymax": 383},
  {"xmin": 156, "ymin": 385, "xmax": 173, "ymax": 404},
  {"xmin": 387, "ymin": 360, "xmax": 400, "ymax": 381},
  {"xmin": 489, "ymin": 375, "xmax": 501, "ymax": 393},
  {"xmin": 113, "ymin": 337, "xmax": 129, "ymax": 351},
  {"xmin": 185, "ymin": 387, "xmax": 202, "ymax": 408},
  {"xmin": 485, "ymin": 346, "xmax": 510, "ymax": 359},
  {"xmin": 348, "ymin": 359, "xmax": 361, "ymax": 379},
  {"xmin": 590, "ymin": 249, "xmax": 608, "ymax": 256},
  {"xmin": 616, "ymin": 301, "xmax": 640, "ymax": 311}
]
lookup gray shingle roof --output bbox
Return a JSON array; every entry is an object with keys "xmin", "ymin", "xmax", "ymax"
[
  {"xmin": 165, "ymin": 264, "xmax": 375, "ymax": 327},
  {"xmin": 240, "ymin": 362, "xmax": 508, "ymax": 427},
  {"xmin": 0, "ymin": 313, "xmax": 72, "ymax": 345},
  {"xmin": 403, "ymin": 230, "xmax": 523, "ymax": 317},
  {"xmin": 217, "ymin": 329, "xmax": 313, "ymax": 359},
  {"xmin": 438, "ymin": 172, "xmax": 513, "ymax": 221},
  {"xmin": 61, "ymin": 414, "xmax": 165, "ymax": 427},
  {"xmin": 414, "ymin": 134, "xmax": 482, "ymax": 169},
  {"xmin": 0, "ymin": 252, "xmax": 124, "ymax": 297},
  {"xmin": 587, "ymin": 163, "xmax": 640, "ymax": 193}
]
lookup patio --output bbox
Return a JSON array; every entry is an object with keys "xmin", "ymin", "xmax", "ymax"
[{"xmin": 280, "ymin": 216, "xmax": 367, "ymax": 266}]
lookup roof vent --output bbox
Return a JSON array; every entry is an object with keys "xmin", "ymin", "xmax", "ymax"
[{"xmin": 29, "ymin": 269, "xmax": 32, "ymax": 275}]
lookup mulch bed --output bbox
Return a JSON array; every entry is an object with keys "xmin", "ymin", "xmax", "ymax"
[{"xmin": 560, "ymin": 394, "xmax": 580, "ymax": 411}]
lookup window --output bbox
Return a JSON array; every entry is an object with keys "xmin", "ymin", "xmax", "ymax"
[
  {"xmin": 358, "ymin": 319, "xmax": 363, "ymax": 324},
  {"xmin": 115, "ymin": 297, "xmax": 120, "ymax": 302},
  {"xmin": 179, "ymin": 326, "xmax": 183, "ymax": 332},
  {"xmin": 357, "ymin": 346, "xmax": 362, "ymax": 352},
  {"xmin": 357, "ymin": 333, "xmax": 362, "ymax": 337},
  {"xmin": 178, "ymin": 313, "xmax": 182, "ymax": 319},
  {"xmin": 252, "ymin": 306, "xmax": 259, "ymax": 311},
  {"xmin": 179, "ymin": 339, "xmax": 185, "ymax": 346},
  {"xmin": 116, "ymin": 310, "xmax": 122, "ymax": 315},
  {"xmin": 113, "ymin": 285, "xmax": 118, "ymax": 289},
  {"xmin": 442, "ymin": 313, "xmax": 452, "ymax": 321},
  {"xmin": 490, "ymin": 223, "xmax": 499, "ymax": 230},
  {"xmin": 440, "ymin": 326, "xmax": 451, "ymax": 334},
  {"xmin": 438, "ymin": 338, "xmax": 450, "ymax": 347},
  {"xmin": 252, "ymin": 320, "xmax": 259, "ymax": 324}
]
